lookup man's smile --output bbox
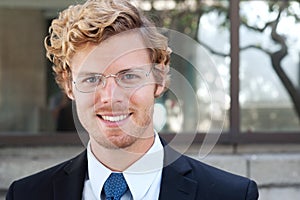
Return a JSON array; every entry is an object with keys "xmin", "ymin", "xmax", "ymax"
[{"xmin": 97, "ymin": 113, "xmax": 132, "ymax": 123}]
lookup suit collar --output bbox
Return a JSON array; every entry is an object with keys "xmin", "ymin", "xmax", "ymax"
[
  {"xmin": 50, "ymin": 138, "xmax": 198, "ymax": 200},
  {"xmin": 53, "ymin": 150, "xmax": 87, "ymax": 200},
  {"xmin": 159, "ymin": 138, "xmax": 198, "ymax": 200}
]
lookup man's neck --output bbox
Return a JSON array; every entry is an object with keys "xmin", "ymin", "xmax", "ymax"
[{"xmin": 90, "ymin": 134, "xmax": 155, "ymax": 171}]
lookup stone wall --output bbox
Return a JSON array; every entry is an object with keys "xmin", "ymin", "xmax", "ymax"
[{"xmin": 1, "ymin": 144, "xmax": 300, "ymax": 200}]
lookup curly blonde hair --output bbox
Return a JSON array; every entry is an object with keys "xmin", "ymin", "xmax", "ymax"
[{"xmin": 44, "ymin": 0, "xmax": 171, "ymax": 94}]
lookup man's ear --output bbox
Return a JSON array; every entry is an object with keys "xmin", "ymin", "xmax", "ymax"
[
  {"xmin": 154, "ymin": 83, "xmax": 165, "ymax": 98},
  {"xmin": 64, "ymin": 80, "xmax": 75, "ymax": 100},
  {"xmin": 61, "ymin": 72, "xmax": 75, "ymax": 100},
  {"xmin": 153, "ymin": 63, "xmax": 169, "ymax": 98}
]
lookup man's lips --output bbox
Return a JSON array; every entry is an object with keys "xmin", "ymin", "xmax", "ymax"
[{"xmin": 97, "ymin": 113, "xmax": 132, "ymax": 122}]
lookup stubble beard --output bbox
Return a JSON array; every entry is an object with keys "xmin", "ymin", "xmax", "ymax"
[{"xmin": 93, "ymin": 109, "xmax": 153, "ymax": 150}]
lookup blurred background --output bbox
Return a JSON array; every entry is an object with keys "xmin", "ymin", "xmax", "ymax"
[{"xmin": 0, "ymin": 0, "xmax": 300, "ymax": 199}]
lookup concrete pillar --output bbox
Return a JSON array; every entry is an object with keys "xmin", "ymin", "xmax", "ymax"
[{"xmin": 0, "ymin": 8, "xmax": 49, "ymax": 133}]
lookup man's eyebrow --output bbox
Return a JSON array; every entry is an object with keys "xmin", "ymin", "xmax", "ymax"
[
  {"xmin": 76, "ymin": 66, "xmax": 148, "ymax": 76},
  {"xmin": 76, "ymin": 72, "xmax": 102, "ymax": 77},
  {"xmin": 117, "ymin": 66, "xmax": 148, "ymax": 73},
  {"xmin": 117, "ymin": 68, "xmax": 133, "ymax": 73}
]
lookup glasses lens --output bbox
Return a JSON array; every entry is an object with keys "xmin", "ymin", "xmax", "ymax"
[
  {"xmin": 118, "ymin": 70, "xmax": 147, "ymax": 88},
  {"xmin": 76, "ymin": 75, "xmax": 102, "ymax": 93},
  {"xmin": 74, "ymin": 68, "xmax": 152, "ymax": 93}
]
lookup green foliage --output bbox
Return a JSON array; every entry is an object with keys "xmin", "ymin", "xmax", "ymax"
[{"xmin": 142, "ymin": 0, "xmax": 229, "ymax": 39}]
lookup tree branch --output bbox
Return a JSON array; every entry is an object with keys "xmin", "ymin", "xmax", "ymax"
[
  {"xmin": 240, "ymin": 44, "xmax": 272, "ymax": 55},
  {"xmin": 241, "ymin": 20, "xmax": 273, "ymax": 32},
  {"xmin": 269, "ymin": 1, "xmax": 300, "ymax": 118},
  {"xmin": 197, "ymin": 40, "xmax": 229, "ymax": 57}
]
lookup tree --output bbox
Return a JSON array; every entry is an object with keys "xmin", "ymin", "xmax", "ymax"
[
  {"xmin": 238, "ymin": 0, "xmax": 300, "ymax": 119},
  {"xmin": 137, "ymin": 0, "xmax": 228, "ymax": 132},
  {"xmin": 136, "ymin": 0, "xmax": 300, "ymax": 131}
]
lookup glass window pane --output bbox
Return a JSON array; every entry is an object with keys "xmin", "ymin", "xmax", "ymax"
[
  {"xmin": 0, "ymin": 8, "xmax": 54, "ymax": 135},
  {"xmin": 140, "ymin": 0, "xmax": 230, "ymax": 133},
  {"xmin": 0, "ymin": 7, "xmax": 75, "ymax": 135},
  {"xmin": 239, "ymin": 0, "xmax": 300, "ymax": 132},
  {"xmin": 198, "ymin": 1, "xmax": 230, "ymax": 132}
]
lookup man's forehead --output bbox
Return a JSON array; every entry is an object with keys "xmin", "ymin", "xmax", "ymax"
[{"xmin": 73, "ymin": 31, "xmax": 149, "ymax": 70}]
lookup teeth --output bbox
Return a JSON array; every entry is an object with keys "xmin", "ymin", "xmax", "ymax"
[{"xmin": 101, "ymin": 114, "xmax": 128, "ymax": 122}]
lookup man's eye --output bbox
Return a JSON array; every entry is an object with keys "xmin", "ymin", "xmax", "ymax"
[
  {"xmin": 82, "ymin": 76, "xmax": 100, "ymax": 84},
  {"xmin": 122, "ymin": 73, "xmax": 141, "ymax": 80}
]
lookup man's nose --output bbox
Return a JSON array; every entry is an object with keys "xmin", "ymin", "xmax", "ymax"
[{"xmin": 97, "ymin": 77, "xmax": 123, "ymax": 104}]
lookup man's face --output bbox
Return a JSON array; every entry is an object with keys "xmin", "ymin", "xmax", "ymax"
[{"xmin": 69, "ymin": 32, "xmax": 163, "ymax": 150}]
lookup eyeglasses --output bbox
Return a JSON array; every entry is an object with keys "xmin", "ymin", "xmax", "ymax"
[{"xmin": 73, "ymin": 66, "xmax": 154, "ymax": 93}]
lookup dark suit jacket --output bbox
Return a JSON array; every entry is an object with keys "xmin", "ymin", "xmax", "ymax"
[{"xmin": 6, "ymin": 139, "xmax": 259, "ymax": 200}]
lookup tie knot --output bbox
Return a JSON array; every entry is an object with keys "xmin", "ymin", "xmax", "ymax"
[{"xmin": 103, "ymin": 173, "xmax": 128, "ymax": 200}]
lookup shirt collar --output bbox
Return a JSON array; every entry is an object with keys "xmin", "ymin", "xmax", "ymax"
[
  {"xmin": 87, "ymin": 131, "xmax": 164, "ymax": 199},
  {"xmin": 87, "ymin": 142, "xmax": 111, "ymax": 199}
]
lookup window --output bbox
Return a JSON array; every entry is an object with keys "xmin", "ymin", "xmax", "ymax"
[
  {"xmin": 239, "ymin": 0, "xmax": 300, "ymax": 132},
  {"xmin": 0, "ymin": 0, "xmax": 299, "ymax": 146}
]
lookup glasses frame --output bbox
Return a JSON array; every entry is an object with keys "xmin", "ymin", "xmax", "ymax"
[{"xmin": 72, "ymin": 65, "xmax": 154, "ymax": 93}]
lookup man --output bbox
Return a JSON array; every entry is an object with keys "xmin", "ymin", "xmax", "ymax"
[{"xmin": 6, "ymin": 0, "xmax": 259, "ymax": 199}]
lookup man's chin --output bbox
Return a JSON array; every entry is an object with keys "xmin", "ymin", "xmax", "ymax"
[{"xmin": 100, "ymin": 134, "xmax": 138, "ymax": 150}]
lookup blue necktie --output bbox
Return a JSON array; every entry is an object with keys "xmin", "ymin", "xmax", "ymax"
[{"xmin": 103, "ymin": 173, "xmax": 128, "ymax": 200}]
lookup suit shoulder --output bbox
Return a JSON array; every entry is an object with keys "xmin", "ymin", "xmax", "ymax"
[
  {"xmin": 14, "ymin": 153, "xmax": 81, "ymax": 183},
  {"xmin": 181, "ymin": 154, "xmax": 249, "ymax": 182},
  {"xmin": 177, "ymin": 154, "xmax": 259, "ymax": 199},
  {"xmin": 6, "ymin": 151, "xmax": 87, "ymax": 199}
]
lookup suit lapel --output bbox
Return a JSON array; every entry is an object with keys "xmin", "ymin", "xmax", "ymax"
[
  {"xmin": 50, "ymin": 139, "xmax": 198, "ymax": 200},
  {"xmin": 159, "ymin": 165, "xmax": 198, "ymax": 200},
  {"xmin": 159, "ymin": 139, "xmax": 198, "ymax": 200},
  {"xmin": 53, "ymin": 151, "xmax": 87, "ymax": 200}
]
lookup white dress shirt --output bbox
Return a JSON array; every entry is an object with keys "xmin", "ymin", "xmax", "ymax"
[{"xmin": 82, "ymin": 132, "xmax": 164, "ymax": 200}]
